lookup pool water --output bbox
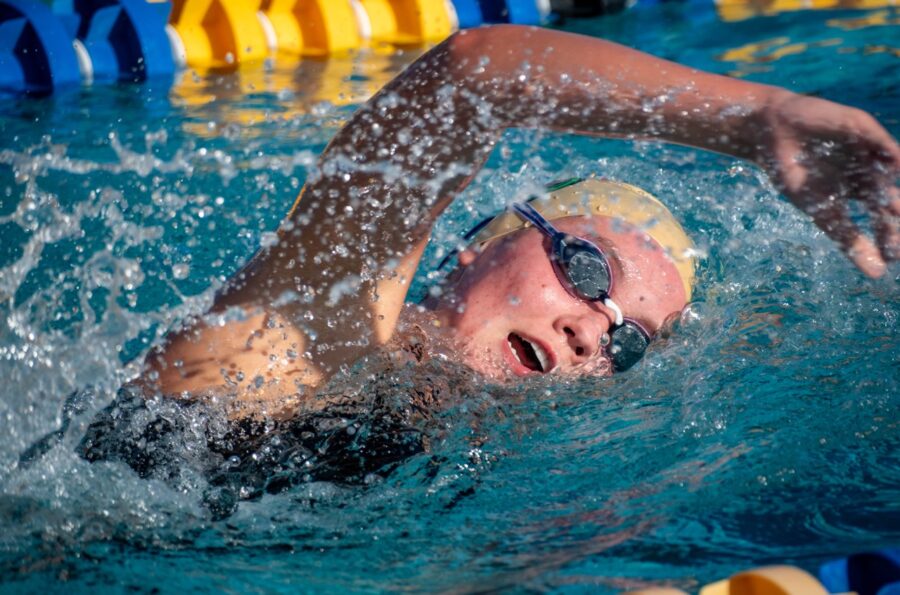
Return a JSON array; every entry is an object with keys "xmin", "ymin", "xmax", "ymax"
[{"xmin": 1, "ymin": 5, "xmax": 898, "ymax": 593}]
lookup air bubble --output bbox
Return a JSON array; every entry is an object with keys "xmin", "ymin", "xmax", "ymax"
[{"xmin": 172, "ymin": 263, "xmax": 190, "ymax": 280}]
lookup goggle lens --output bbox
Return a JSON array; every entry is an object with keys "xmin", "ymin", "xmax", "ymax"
[
  {"xmin": 561, "ymin": 245, "xmax": 611, "ymax": 301},
  {"xmin": 609, "ymin": 322, "xmax": 651, "ymax": 372}
]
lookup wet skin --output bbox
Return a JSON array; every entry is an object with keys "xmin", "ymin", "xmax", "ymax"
[
  {"xmin": 428, "ymin": 215, "xmax": 689, "ymax": 380},
  {"xmin": 144, "ymin": 26, "xmax": 899, "ymax": 418}
]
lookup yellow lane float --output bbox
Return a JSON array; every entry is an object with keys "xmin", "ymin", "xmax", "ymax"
[
  {"xmin": 167, "ymin": 0, "xmax": 269, "ymax": 68},
  {"xmin": 355, "ymin": 0, "xmax": 455, "ymax": 45},
  {"xmin": 258, "ymin": 0, "xmax": 362, "ymax": 57}
]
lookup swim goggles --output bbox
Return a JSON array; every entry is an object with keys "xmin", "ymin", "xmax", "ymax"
[{"xmin": 509, "ymin": 200, "xmax": 652, "ymax": 373}]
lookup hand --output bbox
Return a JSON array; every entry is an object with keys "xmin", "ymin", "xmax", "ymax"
[{"xmin": 758, "ymin": 91, "xmax": 900, "ymax": 277}]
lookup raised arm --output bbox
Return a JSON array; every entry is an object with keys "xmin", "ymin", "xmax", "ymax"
[{"xmin": 146, "ymin": 25, "xmax": 899, "ymax": 410}]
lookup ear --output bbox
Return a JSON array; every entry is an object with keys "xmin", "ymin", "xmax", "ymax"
[{"xmin": 458, "ymin": 249, "xmax": 477, "ymax": 267}]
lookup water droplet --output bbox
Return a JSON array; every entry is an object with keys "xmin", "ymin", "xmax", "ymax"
[
  {"xmin": 172, "ymin": 263, "xmax": 190, "ymax": 280},
  {"xmin": 260, "ymin": 232, "xmax": 279, "ymax": 248}
]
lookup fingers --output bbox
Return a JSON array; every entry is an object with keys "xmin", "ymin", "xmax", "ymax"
[
  {"xmin": 847, "ymin": 234, "xmax": 887, "ymax": 278},
  {"xmin": 807, "ymin": 197, "xmax": 887, "ymax": 278},
  {"xmin": 840, "ymin": 153, "xmax": 899, "ymax": 269},
  {"xmin": 865, "ymin": 117, "xmax": 900, "ymax": 168},
  {"xmin": 871, "ymin": 186, "xmax": 900, "ymax": 262},
  {"xmin": 836, "ymin": 105, "xmax": 900, "ymax": 168},
  {"xmin": 773, "ymin": 136, "xmax": 807, "ymax": 192}
]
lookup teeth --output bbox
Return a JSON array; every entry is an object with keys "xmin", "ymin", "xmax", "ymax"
[
  {"xmin": 508, "ymin": 335, "xmax": 552, "ymax": 373},
  {"xmin": 507, "ymin": 337, "xmax": 521, "ymax": 363},
  {"xmin": 532, "ymin": 341, "xmax": 550, "ymax": 372}
]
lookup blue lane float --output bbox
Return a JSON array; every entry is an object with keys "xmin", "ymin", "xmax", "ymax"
[
  {"xmin": 477, "ymin": 0, "xmax": 542, "ymax": 24},
  {"xmin": 548, "ymin": 0, "xmax": 632, "ymax": 13},
  {"xmin": 53, "ymin": 0, "xmax": 175, "ymax": 83},
  {"xmin": 450, "ymin": 0, "xmax": 484, "ymax": 27},
  {"xmin": 819, "ymin": 548, "xmax": 900, "ymax": 595},
  {"xmin": 0, "ymin": 0, "xmax": 80, "ymax": 94}
]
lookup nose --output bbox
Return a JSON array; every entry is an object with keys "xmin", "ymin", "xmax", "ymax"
[{"xmin": 552, "ymin": 315, "xmax": 609, "ymax": 365}]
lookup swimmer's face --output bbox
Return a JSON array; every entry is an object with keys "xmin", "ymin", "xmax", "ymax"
[{"xmin": 430, "ymin": 216, "xmax": 688, "ymax": 379}]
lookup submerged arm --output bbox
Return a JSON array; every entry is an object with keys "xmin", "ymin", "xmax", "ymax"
[{"xmin": 147, "ymin": 25, "xmax": 900, "ymax": 409}]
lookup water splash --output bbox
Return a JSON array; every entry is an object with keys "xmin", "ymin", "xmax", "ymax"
[{"xmin": 0, "ymin": 14, "xmax": 897, "ymax": 593}]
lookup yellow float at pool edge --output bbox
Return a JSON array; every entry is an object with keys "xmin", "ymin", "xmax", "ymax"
[
  {"xmin": 169, "ymin": 0, "xmax": 268, "ymax": 67},
  {"xmin": 715, "ymin": 0, "xmax": 900, "ymax": 21},
  {"xmin": 358, "ymin": 0, "xmax": 454, "ymax": 44},
  {"xmin": 715, "ymin": 0, "xmax": 805, "ymax": 21},
  {"xmin": 260, "ymin": 0, "xmax": 361, "ymax": 57},
  {"xmin": 700, "ymin": 565, "xmax": 830, "ymax": 595}
]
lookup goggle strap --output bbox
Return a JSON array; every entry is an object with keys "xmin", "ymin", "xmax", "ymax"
[
  {"xmin": 510, "ymin": 201, "xmax": 561, "ymax": 239},
  {"xmin": 604, "ymin": 297, "xmax": 624, "ymax": 326}
]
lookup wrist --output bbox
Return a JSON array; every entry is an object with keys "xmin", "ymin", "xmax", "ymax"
[
  {"xmin": 659, "ymin": 81, "xmax": 795, "ymax": 163},
  {"xmin": 740, "ymin": 86, "xmax": 797, "ymax": 165}
]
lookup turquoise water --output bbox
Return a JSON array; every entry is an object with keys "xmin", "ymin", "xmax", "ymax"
[{"xmin": 1, "ymin": 5, "xmax": 898, "ymax": 593}]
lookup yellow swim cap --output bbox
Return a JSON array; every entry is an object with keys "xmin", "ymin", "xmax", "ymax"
[{"xmin": 469, "ymin": 177, "xmax": 697, "ymax": 300}]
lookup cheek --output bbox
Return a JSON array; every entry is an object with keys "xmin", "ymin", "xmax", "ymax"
[
  {"xmin": 510, "ymin": 280, "xmax": 567, "ymax": 311},
  {"xmin": 454, "ymin": 267, "xmax": 557, "ymax": 333},
  {"xmin": 486, "ymin": 259, "xmax": 564, "ymax": 308},
  {"xmin": 450, "ymin": 237, "xmax": 576, "ymax": 329},
  {"xmin": 466, "ymin": 271, "xmax": 524, "ymax": 316}
]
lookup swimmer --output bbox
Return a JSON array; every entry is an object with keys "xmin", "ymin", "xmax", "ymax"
[{"xmin": 143, "ymin": 25, "xmax": 900, "ymax": 418}]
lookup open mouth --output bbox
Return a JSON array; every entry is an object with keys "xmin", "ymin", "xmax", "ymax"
[{"xmin": 507, "ymin": 333, "xmax": 552, "ymax": 373}]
